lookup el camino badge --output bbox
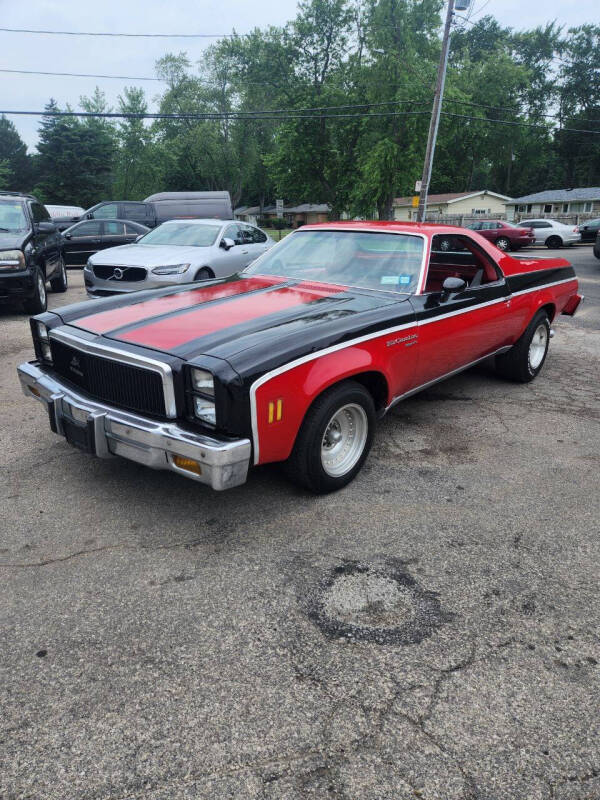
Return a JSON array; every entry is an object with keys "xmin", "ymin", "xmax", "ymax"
[
  {"xmin": 387, "ymin": 333, "xmax": 418, "ymax": 347},
  {"xmin": 69, "ymin": 355, "xmax": 84, "ymax": 378}
]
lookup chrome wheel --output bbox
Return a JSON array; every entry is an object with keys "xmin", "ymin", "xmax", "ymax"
[
  {"xmin": 321, "ymin": 403, "xmax": 368, "ymax": 478},
  {"xmin": 528, "ymin": 324, "xmax": 548, "ymax": 370},
  {"xmin": 496, "ymin": 237, "xmax": 510, "ymax": 251}
]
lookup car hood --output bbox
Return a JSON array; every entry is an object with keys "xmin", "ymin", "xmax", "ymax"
[
  {"xmin": 58, "ymin": 273, "xmax": 412, "ymax": 376},
  {"xmin": 89, "ymin": 243, "xmax": 212, "ymax": 267},
  {"xmin": 0, "ymin": 231, "xmax": 29, "ymax": 250}
]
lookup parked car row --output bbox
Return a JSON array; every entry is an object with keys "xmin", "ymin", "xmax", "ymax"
[{"xmin": 50, "ymin": 192, "xmax": 233, "ymax": 232}]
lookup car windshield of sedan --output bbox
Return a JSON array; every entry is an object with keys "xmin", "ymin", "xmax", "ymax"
[
  {"xmin": 245, "ymin": 230, "xmax": 424, "ymax": 292},
  {"xmin": 137, "ymin": 223, "xmax": 221, "ymax": 247},
  {"xmin": 0, "ymin": 201, "xmax": 28, "ymax": 232}
]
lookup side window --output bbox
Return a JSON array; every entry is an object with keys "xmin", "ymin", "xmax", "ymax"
[
  {"xmin": 31, "ymin": 203, "xmax": 50, "ymax": 223},
  {"xmin": 74, "ymin": 221, "xmax": 102, "ymax": 237},
  {"xmin": 125, "ymin": 223, "xmax": 142, "ymax": 234},
  {"xmin": 104, "ymin": 221, "xmax": 125, "ymax": 235},
  {"xmin": 223, "ymin": 224, "xmax": 243, "ymax": 245},
  {"xmin": 92, "ymin": 203, "xmax": 118, "ymax": 219},
  {"xmin": 250, "ymin": 226, "xmax": 267, "ymax": 243},
  {"xmin": 469, "ymin": 222, "xmax": 483, "ymax": 231},
  {"xmin": 424, "ymin": 234, "xmax": 501, "ymax": 293},
  {"xmin": 240, "ymin": 224, "xmax": 256, "ymax": 244},
  {"xmin": 123, "ymin": 203, "xmax": 149, "ymax": 222}
]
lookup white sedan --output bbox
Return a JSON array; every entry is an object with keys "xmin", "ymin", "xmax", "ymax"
[
  {"xmin": 84, "ymin": 219, "xmax": 275, "ymax": 297},
  {"xmin": 516, "ymin": 219, "xmax": 581, "ymax": 249}
]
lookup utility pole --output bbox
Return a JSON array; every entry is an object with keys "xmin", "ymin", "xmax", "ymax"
[{"xmin": 416, "ymin": 0, "xmax": 457, "ymax": 223}]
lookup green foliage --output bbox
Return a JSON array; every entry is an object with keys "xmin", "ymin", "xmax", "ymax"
[{"xmin": 17, "ymin": 5, "xmax": 600, "ymax": 214}]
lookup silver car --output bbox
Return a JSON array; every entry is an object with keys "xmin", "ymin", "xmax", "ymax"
[
  {"xmin": 516, "ymin": 219, "xmax": 581, "ymax": 249},
  {"xmin": 84, "ymin": 219, "xmax": 274, "ymax": 297}
]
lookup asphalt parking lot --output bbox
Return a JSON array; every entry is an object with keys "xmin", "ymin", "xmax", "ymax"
[{"xmin": 1, "ymin": 246, "xmax": 599, "ymax": 800}]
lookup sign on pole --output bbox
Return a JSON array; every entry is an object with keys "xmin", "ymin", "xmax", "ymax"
[
  {"xmin": 275, "ymin": 199, "xmax": 284, "ymax": 218},
  {"xmin": 414, "ymin": 180, "xmax": 422, "ymax": 193},
  {"xmin": 412, "ymin": 196, "xmax": 419, "ymax": 208}
]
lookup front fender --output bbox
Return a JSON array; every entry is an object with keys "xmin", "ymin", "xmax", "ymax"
[{"xmin": 250, "ymin": 343, "xmax": 396, "ymax": 466}]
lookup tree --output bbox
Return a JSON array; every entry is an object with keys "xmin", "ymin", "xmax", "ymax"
[
  {"xmin": 113, "ymin": 87, "xmax": 160, "ymax": 199},
  {"xmin": 34, "ymin": 98, "xmax": 116, "ymax": 206},
  {"xmin": 0, "ymin": 116, "xmax": 33, "ymax": 191}
]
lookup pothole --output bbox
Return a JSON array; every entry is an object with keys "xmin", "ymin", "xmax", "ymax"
[{"xmin": 307, "ymin": 559, "xmax": 454, "ymax": 645}]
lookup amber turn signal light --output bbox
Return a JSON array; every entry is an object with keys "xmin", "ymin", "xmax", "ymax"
[{"xmin": 172, "ymin": 455, "xmax": 202, "ymax": 475}]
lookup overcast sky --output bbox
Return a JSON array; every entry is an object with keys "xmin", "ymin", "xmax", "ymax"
[{"xmin": 2, "ymin": 0, "xmax": 597, "ymax": 150}]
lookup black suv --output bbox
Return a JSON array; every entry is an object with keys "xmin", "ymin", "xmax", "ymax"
[{"xmin": 0, "ymin": 193, "xmax": 67, "ymax": 314}]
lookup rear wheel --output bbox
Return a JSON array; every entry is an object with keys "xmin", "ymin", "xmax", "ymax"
[
  {"xmin": 495, "ymin": 310, "xmax": 550, "ymax": 382},
  {"xmin": 285, "ymin": 380, "xmax": 376, "ymax": 494},
  {"xmin": 495, "ymin": 236, "xmax": 511, "ymax": 251},
  {"xmin": 23, "ymin": 267, "xmax": 47, "ymax": 315},
  {"xmin": 546, "ymin": 235, "xmax": 562, "ymax": 249},
  {"xmin": 194, "ymin": 267, "xmax": 214, "ymax": 281},
  {"xmin": 49, "ymin": 254, "xmax": 68, "ymax": 293}
]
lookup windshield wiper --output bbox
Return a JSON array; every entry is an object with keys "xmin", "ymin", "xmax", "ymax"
[{"xmin": 0, "ymin": 227, "xmax": 12, "ymax": 232}]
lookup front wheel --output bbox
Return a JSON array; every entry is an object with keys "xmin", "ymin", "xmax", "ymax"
[
  {"xmin": 50, "ymin": 255, "xmax": 68, "ymax": 293},
  {"xmin": 495, "ymin": 310, "xmax": 550, "ymax": 382},
  {"xmin": 23, "ymin": 267, "xmax": 48, "ymax": 315},
  {"xmin": 285, "ymin": 381, "xmax": 376, "ymax": 493}
]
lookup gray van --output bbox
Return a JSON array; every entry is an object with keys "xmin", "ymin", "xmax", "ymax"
[{"xmin": 144, "ymin": 191, "xmax": 232, "ymax": 223}]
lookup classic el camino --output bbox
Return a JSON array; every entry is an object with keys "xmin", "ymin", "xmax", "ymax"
[{"xmin": 18, "ymin": 221, "xmax": 583, "ymax": 493}]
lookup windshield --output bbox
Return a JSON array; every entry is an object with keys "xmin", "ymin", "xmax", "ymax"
[
  {"xmin": 0, "ymin": 201, "xmax": 28, "ymax": 232},
  {"xmin": 138, "ymin": 223, "xmax": 221, "ymax": 247},
  {"xmin": 245, "ymin": 230, "xmax": 424, "ymax": 292}
]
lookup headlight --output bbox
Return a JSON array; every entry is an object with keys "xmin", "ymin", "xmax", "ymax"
[
  {"xmin": 0, "ymin": 249, "xmax": 25, "ymax": 269},
  {"xmin": 190, "ymin": 368, "xmax": 214, "ymax": 397},
  {"xmin": 34, "ymin": 321, "xmax": 52, "ymax": 363},
  {"xmin": 36, "ymin": 321, "xmax": 49, "ymax": 341},
  {"xmin": 193, "ymin": 396, "xmax": 216, "ymax": 425},
  {"xmin": 151, "ymin": 263, "xmax": 190, "ymax": 275}
]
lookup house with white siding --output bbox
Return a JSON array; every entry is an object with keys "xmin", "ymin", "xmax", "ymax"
[
  {"xmin": 505, "ymin": 188, "xmax": 600, "ymax": 221},
  {"xmin": 393, "ymin": 190, "xmax": 512, "ymax": 222}
]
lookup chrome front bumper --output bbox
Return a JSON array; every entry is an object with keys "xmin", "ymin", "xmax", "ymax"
[{"xmin": 17, "ymin": 361, "xmax": 251, "ymax": 490}]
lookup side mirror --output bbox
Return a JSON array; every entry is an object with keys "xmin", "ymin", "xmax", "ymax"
[
  {"xmin": 441, "ymin": 276, "xmax": 466, "ymax": 301},
  {"xmin": 36, "ymin": 221, "xmax": 56, "ymax": 233},
  {"xmin": 86, "ymin": 212, "xmax": 93, "ymax": 220},
  {"xmin": 64, "ymin": 232, "xmax": 72, "ymax": 240},
  {"xmin": 220, "ymin": 237, "xmax": 235, "ymax": 250}
]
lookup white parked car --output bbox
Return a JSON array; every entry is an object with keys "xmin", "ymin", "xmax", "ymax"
[
  {"xmin": 516, "ymin": 219, "xmax": 581, "ymax": 249},
  {"xmin": 84, "ymin": 219, "xmax": 275, "ymax": 297}
]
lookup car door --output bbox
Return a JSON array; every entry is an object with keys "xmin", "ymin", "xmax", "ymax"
[
  {"xmin": 63, "ymin": 221, "xmax": 102, "ymax": 266},
  {"xmin": 246, "ymin": 224, "xmax": 272, "ymax": 259},
  {"xmin": 219, "ymin": 223, "xmax": 253, "ymax": 271},
  {"xmin": 100, "ymin": 221, "xmax": 129, "ymax": 252},
  {"xmin": 530, "ymin": 221, "xmax": 552, "ymax": 244},
  {"xmin": 31, "ymin": 201, "xmax": 61, "ymax": 276},
  {"xmin": 409, "ymin": 233, "xmax": 514, "ymax": 390}
]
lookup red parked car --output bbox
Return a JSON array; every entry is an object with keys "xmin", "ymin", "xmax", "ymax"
[
  {"xmin": 466, "ymin": 219, "xmax": 536, "ymax": 251},
  {"xmin": 19, "ymin": 221, "xmax": 581, "ymax": 494}
]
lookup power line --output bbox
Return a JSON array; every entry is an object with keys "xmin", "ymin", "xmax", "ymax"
[
  {"xmin": 0, "ymin": 107, "xmax": 598, "ymax": 133},
  {"xmin": 0, "ymin": 26, "xmax": 241, "ymax": 38},
  {"xmin": 0, "ymin": 67, "xmax": 164, "ymax": 82}
]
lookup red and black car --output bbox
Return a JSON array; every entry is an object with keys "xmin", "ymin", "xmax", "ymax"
[
  {"xmin": 465, "ymin": 220, "xmax": 536, "ymax": 251},
  {"xmin": 18, "ymin": 221, "xmax": 582, "ymax": 494}
]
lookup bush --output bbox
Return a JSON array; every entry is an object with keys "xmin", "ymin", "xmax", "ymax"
[{"xmin": 271, "ymin": 217, "xmax": 288, "ymax": 230}]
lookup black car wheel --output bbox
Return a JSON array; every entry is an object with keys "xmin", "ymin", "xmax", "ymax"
[
  {"xmin": 285, "ymin": 380, "xmax": 376, "ymax": 494},
  {"xmin": 546, "ymin": 235, "xmax": 562, "ymax": 249},
  {"xmin": 49, "ymin": 255, "xmax": 68, "ymax": 293},
  {"xmin": 23, "ymin": 267, "xmax": 48, "ymax": 315},
  {"xmin": 495, "ymin": 310, "xmax": 550, "ymax": 383},
  {"xmin": 194, "ymin": 267, "xmax": 214, "ymax": 281},
  {"xmin": 495, "ymin": 236, "xmax": 511, "ymax": 251}
]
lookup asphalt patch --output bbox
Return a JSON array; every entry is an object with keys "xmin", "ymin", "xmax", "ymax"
[{"xmin": 306, "ymin": 558, "xmax": 454, "ymax": 645}]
